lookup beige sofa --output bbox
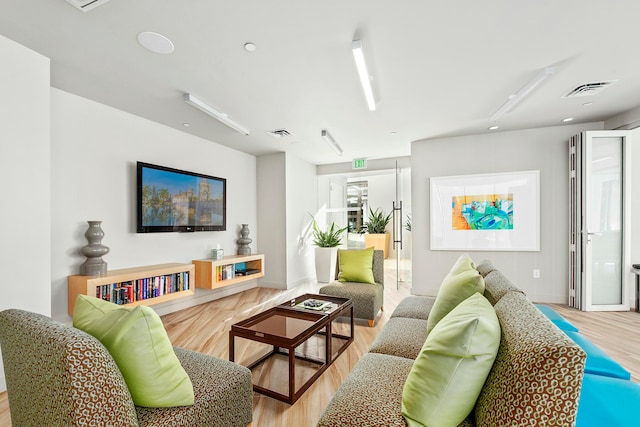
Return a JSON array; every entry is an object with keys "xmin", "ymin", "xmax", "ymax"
[{"xmin": 317, "ymin": 260, "xmax": 587, "ymax": 426}]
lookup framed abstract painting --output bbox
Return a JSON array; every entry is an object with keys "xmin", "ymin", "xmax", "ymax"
[{"xmin": 430, "ymin": 170, "xmax": 540, "ymax": 251}]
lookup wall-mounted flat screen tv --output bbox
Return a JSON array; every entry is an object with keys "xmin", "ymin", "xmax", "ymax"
[{"xmin": 136, "ymin": 162, "xmax": 226, "ymax": 233}]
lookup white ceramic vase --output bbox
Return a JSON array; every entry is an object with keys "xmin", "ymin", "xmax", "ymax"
[{"xmin": 314, "ymin": 246, "xmax": 338, "ymax": 283}]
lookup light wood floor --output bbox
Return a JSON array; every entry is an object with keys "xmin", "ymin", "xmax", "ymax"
[{"xmin": 1, "ymin": 274, "xmax": 639, "ymax": 426}]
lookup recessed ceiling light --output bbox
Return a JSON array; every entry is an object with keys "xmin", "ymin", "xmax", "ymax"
[
  {"xmin": 488, "ymin": 125, "xmax": 499, "ymax": 130},
  {"xmin": 583, "ymin": 102, "xmax": 593, "ymax": 107},
  {"xmin": 182, "ymin": 123, "xmax": 191, "ymax": 127},
  {"xmin": 137, "ymin": 32, "xmax": 174, "ymax": 54},
  {"xmin": 244, "ymin": 42, "xmax": 256, "ymax": 52},
  {"xmin": 562, "ymin": 117, "xmax": 574, "ymax": 123},
  {"xmin": 390, "ymin": 131, "xmax": 397, "ymax": 135}
]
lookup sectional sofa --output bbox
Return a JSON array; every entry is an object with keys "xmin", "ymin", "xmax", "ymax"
[{"xmin": 317, "ymin": 258, "xmax": 640, "ymax": 427}]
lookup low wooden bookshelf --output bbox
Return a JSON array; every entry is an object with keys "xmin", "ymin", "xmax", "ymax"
[
  {"xmin": 67, "ymin": 263, "xmax": 195, "ymax": 315},
  {"xmin": 193, "ymin": 254, "xmax": 264, "ymax": 289}
]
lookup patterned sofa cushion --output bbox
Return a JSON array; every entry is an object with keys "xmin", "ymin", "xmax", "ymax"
[
  {"xmin": 136, "ymin": 348, "xmax": 253, "ymax": 426},
  {"xmin": 369, "ymin": 317, "xmax": 429, "ymax": 359},
  {"xmin": 474, "ymin": 291, "xmax": 586, "ymax": 427},
  {"xmin": 319, "ymin": 282, "xmax": 383, "ymax": 320},
  {"xmin": 482, "ymin": 270, "xmax": 525, "ymax": 305},
  {"xmin": 475, "ymin": 260, "xmax": 496, "ymax": 277},
  {"xmin": 391, "ymin": 295, "xmax": 436, "ymax": 320},
  {"xmin": 317, "ymin": 353, "xmax": 415, "ymax": 427},
  {"xmin": 316, "ymin": 352, "xmax": 475, "ymax": 427}
]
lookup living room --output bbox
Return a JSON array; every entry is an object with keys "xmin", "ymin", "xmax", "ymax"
[{"xmin": 2, "ymin": 1, "xmax": 640, "ymax": 426}]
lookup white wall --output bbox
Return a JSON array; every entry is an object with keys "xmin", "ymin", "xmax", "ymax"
[
  {"xmin": 257, "ymin": 153, "xmax": 287, "ymax": 288},
  {"xmin": 51, "ymin": 89, "xmax": 258, "ymax": 321},
  {"xmin": 257, "ymin": 153, "xmax": 317, "ymax": 288},
  {"xmin": 366, "ymin": 174, "xmax": 395, "ymax": 221},
  {"xmin": 411, "ymin": 122, "xmax": 603, "ymax": 303},
  {"xmin": 0, "ymin": 34, "xmax": 51, "ymax": 392},
  {"xmin": 285, "ymin": 156, "xmax": 318, "ymax": 287}
]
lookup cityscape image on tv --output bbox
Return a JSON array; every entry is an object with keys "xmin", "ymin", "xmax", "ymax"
[{"xmin": 141, "ymin": 167, "xmax": 224, "ymax": 227}]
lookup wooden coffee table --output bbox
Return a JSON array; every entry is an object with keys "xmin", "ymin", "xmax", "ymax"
[{"xmin": 229, "ymin": 294, "xmax": 353, "ymax": 404}]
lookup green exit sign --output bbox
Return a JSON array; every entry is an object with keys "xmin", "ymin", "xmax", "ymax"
[{"xmin": 352, "ymin": 158, "xmax": 367, "ymax": 170}]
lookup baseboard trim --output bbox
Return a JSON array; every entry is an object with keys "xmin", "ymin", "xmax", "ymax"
[{"xmin": 153, "ymin": 280, "xmax": 258, "ymax": 316}]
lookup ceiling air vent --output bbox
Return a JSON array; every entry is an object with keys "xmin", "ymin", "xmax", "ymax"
[
  {"xmin": 267, "ymin": 129, "xmax": 292, "ymax": 139},
  {"xmin": 66, "ymin": 0, "xmax": 111, "ymax": 12},
  {"xmin": 563, "ymin": 81, "xmax": 616, "ymax": 98}
]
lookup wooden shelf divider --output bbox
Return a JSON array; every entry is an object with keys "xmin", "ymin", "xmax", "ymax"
[
  {"xmin": 192, "ymin": 254, "xmax": 264, "ymax": 289},
  {"xmin": 67, "ymin": 263, "xmax": 195, "ymax": 316}
]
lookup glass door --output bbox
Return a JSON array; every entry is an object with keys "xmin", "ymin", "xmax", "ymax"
[
  {"xmin": 321, "ymin": 166, "xmax": 412, "ymax": 289},
  {"xmin": 392, "ymin": 163, "xmax": 411, "ymax": 290},
  {"xmin": 571, "ymin": 131, "xmax": 631, "ymax": 311}
]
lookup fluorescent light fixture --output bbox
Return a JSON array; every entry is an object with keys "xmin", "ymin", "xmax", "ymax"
[
  {"xmin": 490, "ymin": 66, "xmax": 555, "ymax": 122},
  {"xmin": 183, "ymin": 94, "xmax": 250, "ymax": 135},
  {"xmin": 321, "ymin": 129, "xmax": 343, "ymax": 156},
  {"xmin": 351, "ymin": 40, "xmax": 376, "ymax": 111}
]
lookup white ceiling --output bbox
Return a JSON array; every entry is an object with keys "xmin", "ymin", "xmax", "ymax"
[{"xmin": 2, "ymin": 1, "xmax": 639, "ymax": 165}]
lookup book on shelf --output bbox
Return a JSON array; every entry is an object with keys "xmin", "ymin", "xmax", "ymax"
[
  {"xmin": 94, "ymin": 271, "xmax": 190, "ymax": 305},
  {"xmin": 217, "ymin": 264, "xmax": 236, "ymax": 281}
]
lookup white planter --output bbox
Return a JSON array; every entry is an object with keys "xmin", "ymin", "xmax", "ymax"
[{"xmin": 315, "ymin": 246, "xmax": 338, "ymax": 283}]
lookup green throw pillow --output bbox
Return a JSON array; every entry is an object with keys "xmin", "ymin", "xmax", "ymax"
[
  {"xmin": 426, "ymin": 268, "xmax": 485, "ymax": 333},
  {"xmin": 337, "ymin": 247, "xmax": 376, "ymax": 284},
  {"xmin": 73, "ymin": 295, "xmax": 194, "ymax": 408},
  {"xmin": 445, "ymin": 253, "xmax": 476, "ymax": 278},
  {"xmin": 402, "ymin": 293, "xmax": 500, "ymax": 427}
]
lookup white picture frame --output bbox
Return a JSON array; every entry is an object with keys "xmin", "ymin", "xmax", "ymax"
[{"xmin": 430, "ymin": 170, "xmax": 540, "ymax": 251}]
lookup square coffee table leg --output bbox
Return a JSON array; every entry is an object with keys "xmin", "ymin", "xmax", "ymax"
[
  {"xmin": 326, "ymin": 322, "xmax": 332, "ymax": 363},
  {"xmin": 229, "ymin": 332, "xmax": 235, "ymax": 361},
  {"xmin": 289, "ymin": 345, "xmax": 295, "ymax": 403}
]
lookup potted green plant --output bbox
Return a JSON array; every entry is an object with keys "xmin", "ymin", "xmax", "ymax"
[
  {"xmin": 363, "ymin": 207, "xmax": 392, "ymax": 259},
  {"xmin": 310, "ymin": 216, "xmax": 348, "ymax": 283}
]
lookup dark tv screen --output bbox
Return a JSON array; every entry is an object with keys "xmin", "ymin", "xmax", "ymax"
[{"xmin": 136, "ymin": 162, "xmax": 226, "ymax": 233}]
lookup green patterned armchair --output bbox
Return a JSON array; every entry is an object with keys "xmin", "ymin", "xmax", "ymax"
[
  {"xmin": 319, "ymin": 249, "xmax": 384, "ymax": 326},
  {"xmin": 0, "ymin": 309, "xmax": 253, "ymax": 427}
]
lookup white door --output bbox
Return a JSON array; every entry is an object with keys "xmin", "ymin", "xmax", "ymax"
[{"xmin": 570, "ymin": 131, "xmax": 631, "ymax": 311}]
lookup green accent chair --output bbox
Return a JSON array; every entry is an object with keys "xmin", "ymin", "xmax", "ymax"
[
  {"xmin": 0, "ymin": 308, "xmax": 253, "ymax": 427},
  {"xmin": 319, "ymin": 249, "xmax": 384, "ymax": 326}
]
